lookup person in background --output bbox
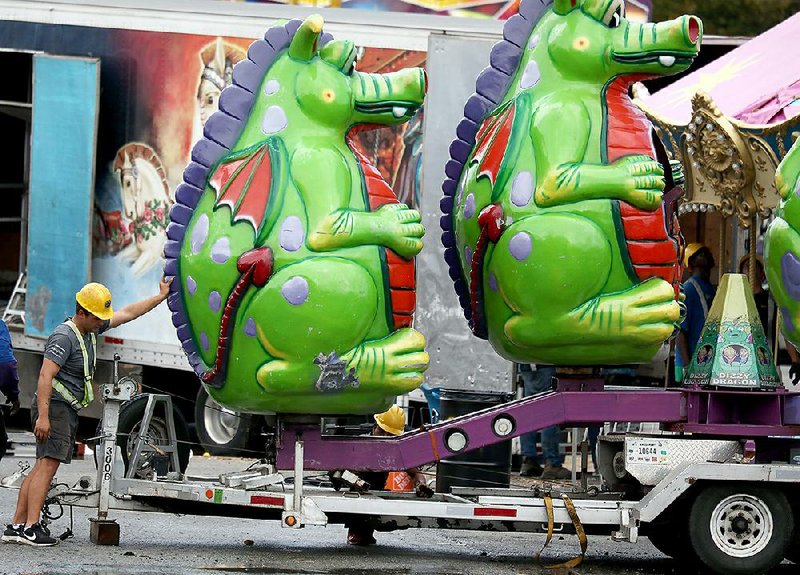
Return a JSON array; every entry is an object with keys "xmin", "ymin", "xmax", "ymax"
[
  {"xmin": 676, "ymin": 244, "xmax": 716, "ymax": 383},
  {"xmin": 0, "ymin": 319, "xmax": 20, "ymax": 463},
  {"xmin": 345, "ymin": 405, "xmax": 431, "ymax": 546},
  {"xmin": 517, "ymin": 364, "xmax": 570, "ymax": 480}
]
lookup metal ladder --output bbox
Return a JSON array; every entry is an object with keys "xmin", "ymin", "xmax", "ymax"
[{"xmin": 2, "ymin": 271, "xmax": 26, "ymax": 328}]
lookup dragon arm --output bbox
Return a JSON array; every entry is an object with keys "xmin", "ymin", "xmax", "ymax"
[
  {"xmin": 531, "ymin": 99, "xmax": 664, "ymax": 211},
  {"xmin": 295, "ymin": 148, "xmax": 423, "ymax": 259}
]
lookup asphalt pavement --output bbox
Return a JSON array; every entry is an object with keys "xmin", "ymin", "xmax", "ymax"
[{"xmin": 0, "ymin": 433, "xmax": 795, "ymax": 575}]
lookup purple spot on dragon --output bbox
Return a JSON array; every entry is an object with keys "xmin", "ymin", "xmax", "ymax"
[
  {"xmin": 261, "ymin": 105, "xmax": 288, "ymax": 134},
  {"xmin": 263, "ymin": 79, "xmax": 280, "ymax": 96},
  {"xmin": 511, "ymin": 171, "xmax": 533, "ymax": 207},
  {"xmin": 211, "ymin": 237, "xmax": 231, "ymax": 264},
  {"xmin": 209, "ymin": 291, "xmax": 222, "ymax": 313},
  {"xmin": 528, "ymin": 34, "xmax": 540, "ymax": 49},
  {"xmin": 465, "ymin": 245, "xmax": 473, "ymax": 264},
  {"xmin": 191, "ymin": 213, "xmax": 209, "ymax": 254},
  {"xmin": 782, "ymin": 307, "xmax": 796, "ymax": 335},
  {"xmin": 464, "ymin": 193, "xmax": 476, "ymax": 219},
  {"xmin": 244, "ymin": 317, "xmax": 257, "ymax": 338},
  {"xmin": 488, "ymin": 273, "xmax": 498, "ymax": 292},
  {"xmin": 281, "ymin": 276, "xmax": 309, "ymax": 306},
  {"xmin": 509, "ymin": 231, "xmax": 532, "ymax": 261},
  {"xmin": 199, "ymin": 332, "xmax": 209, "ymax": 352},
  {"xmin": 280, "ymin": 216, "xmax": 304, "ymax": 252},
  {"xmin": 780, "ymin": 252, "xmax": 800, "ymax": 301},
  {"xmin": 520, "ymin": 60, "xmax": 541, "ymax": 90},
  {"xmin": 186, "ymin": 275, "xmax": 197, "ymax": 296}
]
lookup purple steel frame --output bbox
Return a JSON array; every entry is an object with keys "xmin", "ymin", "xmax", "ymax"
[{"xmin": 277, "ymin": 380, "xmax": 800, "ymax": 471}]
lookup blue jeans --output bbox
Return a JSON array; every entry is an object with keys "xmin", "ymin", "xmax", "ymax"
[{"xmin": 519, "ymin": 366, "xmax": 563, "ymax": 465}]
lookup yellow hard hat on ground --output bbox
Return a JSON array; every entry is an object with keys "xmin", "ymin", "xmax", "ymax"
[
  {"xmin": 683, "ymin": 242, "xmax": 709, "ymax": 268},
  {"xmin": 374, "ymin": 405, "xmax": 405, "ymax": 436},
  {"xmin": 76, "ymin": 282, "xmax": 114, "ymax": 320}
]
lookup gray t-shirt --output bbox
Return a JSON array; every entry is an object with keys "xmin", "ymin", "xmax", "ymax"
[{"xmin": 44, "ymin": 318, "xmax": 110, "ymax": 407}]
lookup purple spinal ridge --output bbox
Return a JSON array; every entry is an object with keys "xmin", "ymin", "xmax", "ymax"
[
  {"xmin": 456, "ymin": 118, "xmax": 479, "ymax": 144},
  {"xmin": 781, "ymin": 252, "xmax": 800, "ymax": 301},
  {"xmin": 462, "ymin": 93, "xmax": 495, "ymax": 124},
  {"xmin": 166, "ymin": 20, "xmax": 300, "ymax": 379},
  {"xmin": 442, "ymin": 178, "xmax": 457, "ymax": 198},
  {"xmin": 503, "ymin": 14, "xmax": 531, "ymax": 48},
  {"xmin": 439, "ymin": 0, "xmax": 544, "ymax": 322},
  {"xmin": 475, "ymin": 68, "xmax": 510, "ymax": 105},
  {"xmin": 440, "ymin": 195, "xmax": 454, "ymax": 214},
  {"xmin": 166, "ymin": 222, "xmax": 185, "ymax": 242},
  {"xmin": 164, "ymin": 240, "xmax": 181, "ymax": 259},
  {"xmin": 183, "ymin": 162, "xmax": 209, "ymax": 189},
  {"xmin": 204, "ymin": 111, "xmax": 244, "ymax": 149},
  {"xmin": 449, "ymin": 139, "xmax": 472, "ymax": 163},
  {"xmin": 169, "ymin": 204, "xmax": 193, "ymax": 226},
  {"xmin": 490, "ymin": 42, "xmax": 523, "ymax": 76},
  {"xmin": 219, "ymin": 86, "xmax": 256, "ymax": 120},
  {"xmin": 175, "ymin": 183, "xmax": 203, "ymax": 209},
  {"xmin": 247, "ymin": 40, "xmax": 277, "ymax": 69},
  {"xmin": 191, "ymin": 139, "xmax": 227, "ymax": 168}
]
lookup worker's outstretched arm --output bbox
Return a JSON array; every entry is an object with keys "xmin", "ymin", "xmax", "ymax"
[{"xmin": 109, "ymin": 276, "xmax": 172, "ymax": 329}]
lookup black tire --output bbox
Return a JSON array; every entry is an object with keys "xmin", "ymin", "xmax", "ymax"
[
  {"xmin": 688, "ymin": 483, "xmax": 793, "ymax": 575},
  {"xmin": 647, "ymin": 523, "xmax": 694, "ymax": 562},
  {"xmin": 194, "ymin": 386, "xmax": 256, "ymax": 456},
  {"xmin": 117, "ymin": 395, "xmax": 191, "ymax": 477}
]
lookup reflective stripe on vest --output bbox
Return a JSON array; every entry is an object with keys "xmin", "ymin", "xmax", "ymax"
[{"xmin": 52, "ymin": 320, "xmax": 96, "ymax": 410}]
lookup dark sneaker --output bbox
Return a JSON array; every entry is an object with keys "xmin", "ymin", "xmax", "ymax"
[
  {"xmin": 2, "ymin": 524, "xmax": 24, "ymax": 544},
  {"xmin": 20, "ymin": 523, "xmax": 59, "ymax": 547},
  {"xmin": 347, "ymin": 527, "xmax": 377, "ymax": 546},
  {"xmin": 519, "ymin": 457, "xmax": 543, "ymax": 477},
  {"xmin": 540, "ymin": 464, "xmax": 572, "ymax": 480}
]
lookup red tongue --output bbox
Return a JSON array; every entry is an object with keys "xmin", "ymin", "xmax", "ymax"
[{"xmin": 237, "ymin": 248, "xmax": 274, "ymax": 287}]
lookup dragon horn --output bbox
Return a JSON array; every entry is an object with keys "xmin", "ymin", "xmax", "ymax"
[
  {"xmin": 288, "ymin": 14, "xmax": 323, "ymax": 62},
  {"xmin": 553, "ymin": 0, "xmax": 580, "ymax": 14}
]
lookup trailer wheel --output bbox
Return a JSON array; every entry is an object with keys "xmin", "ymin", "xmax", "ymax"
[
  {"xmin": 194, "ymin": 387, "xmax": 255, "ymax": 455},
  {"xmin": 647, "ymin": 522, "xmax": 696, "ymax": 562},
  {"xmin": 117, "ymin": 395, "xmax": 191, "ymax": 477},
  {"xmin": 688, "ymin": 484, "xmax": 793, "ymax": 575}
]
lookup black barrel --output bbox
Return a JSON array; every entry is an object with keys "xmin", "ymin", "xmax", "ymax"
[{"xmin": 435, "ymin": 389, "xmax": 514, "ymax": 493}]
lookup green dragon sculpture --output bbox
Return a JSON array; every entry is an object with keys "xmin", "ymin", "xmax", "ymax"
[
  {"xmin": 442, "ymin": 0, "xmax": 702, "ymax": 365},
  {"xmin": 764, "ymin": 137, "xmax": 800, "ymax": 348},
  {"xmin": 165, "ymin": 15, "xmax": 428, "ymax": 415}
]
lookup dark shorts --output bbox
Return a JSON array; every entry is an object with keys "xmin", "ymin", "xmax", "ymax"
[{"xmin": 31, "ymin": 398, "xmax": 78, "ymax": 463}]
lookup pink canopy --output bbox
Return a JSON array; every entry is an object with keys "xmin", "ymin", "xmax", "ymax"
[{"xmin": 642, "ymin": 12, "xmax": 800, "ymax": 126}]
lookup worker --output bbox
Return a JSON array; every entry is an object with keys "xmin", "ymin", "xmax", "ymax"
[
  {"xmin": 345, "ymin": 405, "xmax": 431, "ymax": 546},
  {"xmin": 676, "ymin": 244, "xmax": 716, "ymax": 383},
  {"xmin": 3, "ymin": 278, "xmax": 171, "ymax": 546},
  {"xmin": 517, "ymin": 364, "xmax": 570, "ymax": 479},
  {"xmin": 0, "ymin": 319, "xmax": 20, "ymax": 463}
]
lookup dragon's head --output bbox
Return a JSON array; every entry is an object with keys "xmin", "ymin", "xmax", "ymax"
[
  {"xmin": 545, "ymin": 0, "xmax": 702, "ymax": 83},
  {"xmin": 289, "ymin": 15, "xmax": 426, "ymax": 131},
  {"xmin": 775, "ymin": 137, "xmax": 800, "ymax": 229}
]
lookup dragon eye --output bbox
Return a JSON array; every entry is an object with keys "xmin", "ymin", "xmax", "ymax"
[{"xmin": 609, "ymin": 9, "xmax": 621, "ymax": 28}]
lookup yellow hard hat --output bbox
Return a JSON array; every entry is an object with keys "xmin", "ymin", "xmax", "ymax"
[
  {"xmin": 683, "ymin": 242, "xmax": 708, "ymax": 268},
  {"xmin": 374, "ymin": 405, "xmax": 405, "ymax": 436},
  {"xmin": 75, "ymin": 282, "xmax": 114, "ymax": 320}
]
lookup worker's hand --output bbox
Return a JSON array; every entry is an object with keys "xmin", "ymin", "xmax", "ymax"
[
  {"xmin": 9, "ymin": 399, "xmax": 20, "ymax": 416},
  {"xmin": 34, "ymin": 414, "xmax": 51, "ymax": 443},
  {"xmin": 415, "ymin": 483, "xmax": 434, "ymax": 498},
  {"xmin": 790, "ymin": 363, "xmax": 800, "ymax": 385},
  {"xmin": 159, "ymin": 275, "xmax": 173, "ymax": 300}
]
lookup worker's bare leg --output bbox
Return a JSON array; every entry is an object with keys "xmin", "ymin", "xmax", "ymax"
[{"xmin": 15, "ymin": 457, "xmax": 60, "ymax": 526}]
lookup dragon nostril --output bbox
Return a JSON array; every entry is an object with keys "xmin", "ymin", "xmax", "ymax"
[{"xmin": 687, "ymin": 16, "xmax": 701, "ymax": 44}]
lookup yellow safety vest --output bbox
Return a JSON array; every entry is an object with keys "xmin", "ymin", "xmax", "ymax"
[{"xmin": 52, "ymin": 319, "xmax": 96, "ymax": 410}]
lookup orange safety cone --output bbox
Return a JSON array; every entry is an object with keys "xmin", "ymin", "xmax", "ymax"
[{"xmin": 384, "ymin": 471, "xmax": 414, "ymax": 492}]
